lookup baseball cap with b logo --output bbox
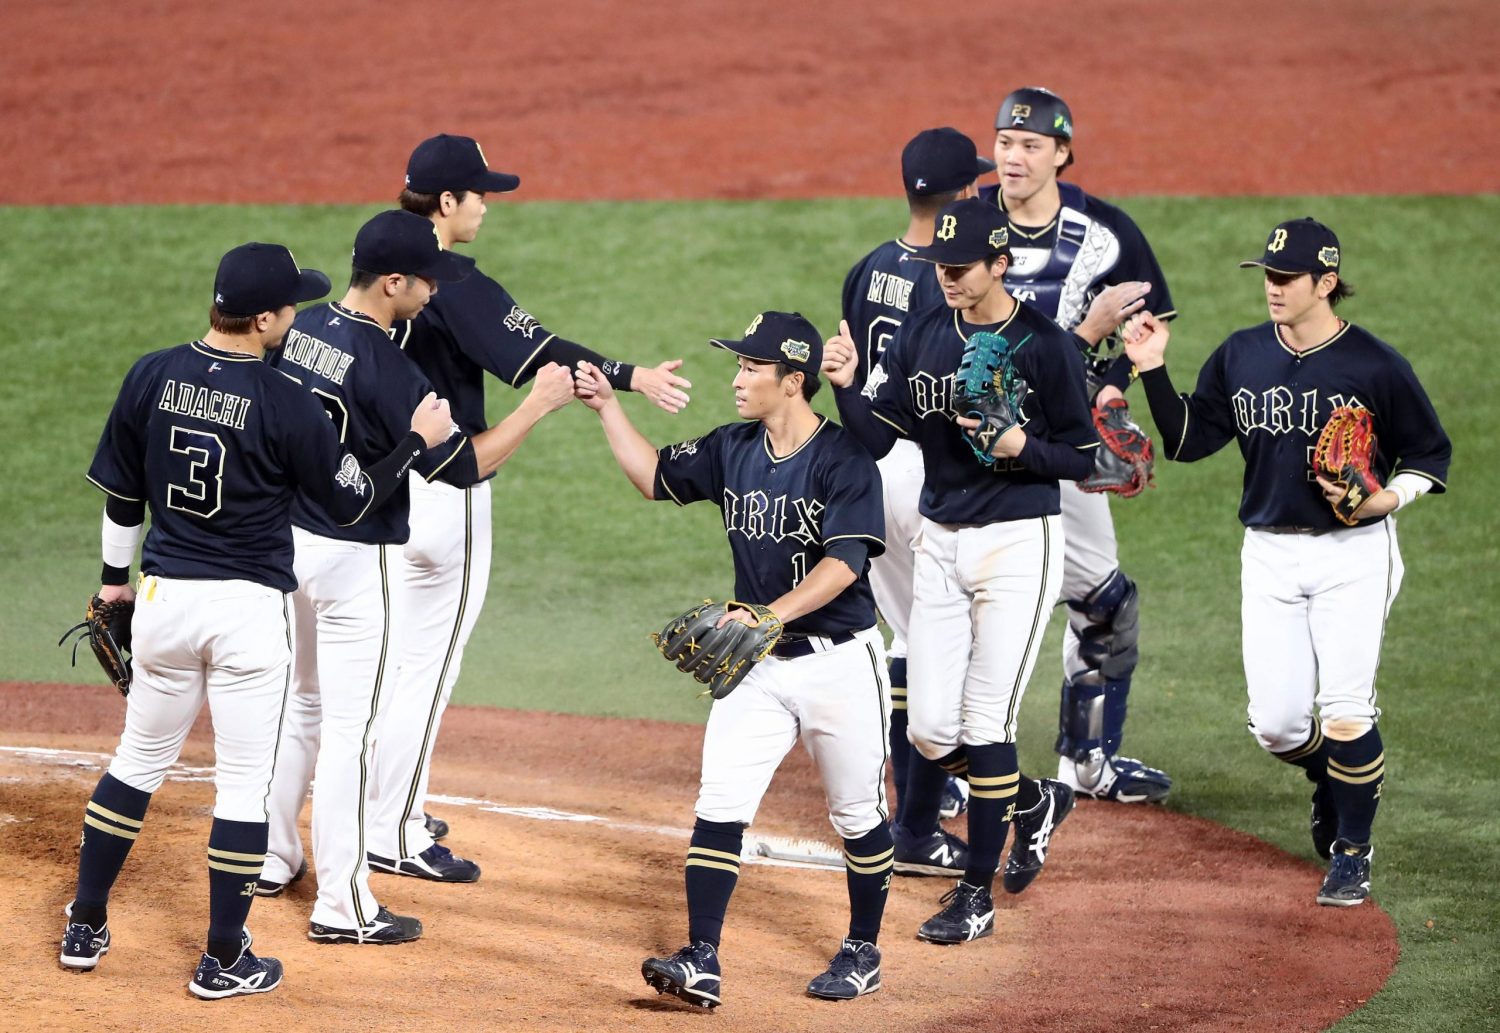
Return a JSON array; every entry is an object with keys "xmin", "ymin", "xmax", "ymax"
[
  {"xmin": 901, "ymin": 127, "xmax": 996, "ymax": 196},
  {"xmin": 709, "ymin": 311, "xmax": 824, "ymax": 378},
  {"xmin": 353, "ymin": 210, "xmax": 474, "ymax": 282},
  {"xmin": 910, "ymin": 198, "xmax": 1011, "ymax": 265},
  {"xmin": 1239, "ymin": 217, "xmax": 1341, "ymax": 275},
  {"xmin": 213, "ymin": 243, "xmax": 331, "ymax": 317},
  {"xmin": 405, "ymin": 134, "xmax": 521, "ymax": 194}
]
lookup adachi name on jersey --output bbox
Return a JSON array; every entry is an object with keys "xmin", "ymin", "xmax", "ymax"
[
  {"xmin": 157, "ymin": 379, "xmax": 252, "ymax": 430},
  {"xmin": 281, "ymin": 328, "xmax": 356, "ymax": 385},
  {"xmin": 865, "ymin": 271, "xmax": 917, "ymax": 313}
]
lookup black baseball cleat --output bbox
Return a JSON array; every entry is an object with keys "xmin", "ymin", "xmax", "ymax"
[
  {"xmin": 917, "ymin": 881, "xmax": 995, "ymax": 944},
  {"xmin": 367, "ymin": 843, "xmax": 480, "ymax": 883},
  {"xmin": 641, "ymin": 941, "xmax": 722, "ymax": 1009},
  {"xmin": 807, "ymin": 939, "xmax": 882, "ymax": 1000},
  {"xmin": 1003, "ymin": 778, "xmax": 1075, "ymax": 894},
  {"xmin": 1317, "ymin": 839, "xmax": 1373, "ymax": 906},
  {"xmin": 255, "ymin": 858, "xmax": 308, "ymax": 898},
  {"xmin": 424, "ymin": 812, "xmax": 450, "ymax": 841},
  {"xmin": 59, "ymin": 920, "xmax": 110, "ymax": 971},
  {"xmin": 188, "ymin": 945, "xmax": 283, "ymax": 1000},
  {"xmin": 308, "ymin": 905, "xmax": 423, "ymax": 945},
  {"xmin": 893, "ymin": 825, "xmax": 969, "ymax": 877},
  {"xmin": 1310, "ymin": 779, "xmax": 1337, "ymax": 859}
]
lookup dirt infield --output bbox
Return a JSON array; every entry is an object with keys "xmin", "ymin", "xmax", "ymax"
[
  {"xmin": 1, "ymin": 683, "xmax": 1396, "ymax": 1032},
  {"xmin": 2, "ymin": 0, "xmax": 1497, "ymax": 205}
]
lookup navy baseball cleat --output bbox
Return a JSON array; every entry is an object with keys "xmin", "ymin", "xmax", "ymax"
[
  {"xmin": 1317, "ymin": 839, "xmax": 1373, "ymax": 906},
  {"xmin": 1003, "ymin": 778, "xmax": 1075, "ymax": 894},
  {"xmin": 641, "ymin": 941, "xmax": 722, "ymax": 1009},
  {"xmin": 807, "ymin": 939, "xmax": 882, "ymax": 1000},
  {"xmin": 424, "ymin": 812, "xmax": 450, "ymax": 841},
  {"xmin": 188, "ymin": 945, "xmax": 283, "ymax": 1000},
  {"xmin": 938, "ymin": 776, "xmax": 970, "ymax": 820},
  {"xmin": 255, "ymin": 858, "xmax": 308, "ymax": 898},
  {"xmin": 917, "ymin": 881, "xmax": 995, "ymax": 944},
  {"xmin": 893, "ymin": 825, "xmax": 969, "ymax": 877},
  {"xmin": 1057, "ymin": 753, "xmax": 1172, "ymax": 804},
  {"xmin": 309, "ymin": 905, "xmax": 423, "ymax": 945},
  {"xmin": 59, "ymin": 920, "xmax": 110, "ymax": 971},
  {"xmin": 367, "ymin": 843, "xmax": 480, "ymax": 882},
  {"xmin": 1310, "ymin": 780, "xmax": 1337, "ymax": 859}
]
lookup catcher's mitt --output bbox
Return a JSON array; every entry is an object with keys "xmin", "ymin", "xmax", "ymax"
[
  {"xmin": 1080, "ymin": 398, "xmax": 1155, "ymax": 497},
  {"xmin": 1313, "ymin": 406, "xmax": 1381, "ymax": 525},
  {"xmin": 59, "ymin": 593, "xmax": 134, "ymax": 697},
  {"xmin": 652, "ymin": 599, "xmax": 785, "ymax": 699},
  {"xmin": 955, "ymin": 330, "xmax": 1032, "ymax": 466}
]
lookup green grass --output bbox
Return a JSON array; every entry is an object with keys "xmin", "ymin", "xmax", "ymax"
[{"xmin": 1, "ymin": 197, "xmax": 1496, "ymax": 1030}]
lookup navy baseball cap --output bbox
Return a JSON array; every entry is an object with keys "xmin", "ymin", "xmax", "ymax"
[
  {"xmin": 910, "ymin": 198, "xmax": 1011, "ymax": 265},
  {"xmin": 710, "ymin": 311, "xmax": 823, "ymax": 378},
  {"xmin": 996, "ymin": 86, "xmax": 1074, "ymax": 140},
  {"xmin": 213, "ymin": 243, "xmax": 330, "ymax": 317},
  {"xmin": 353, "ymin": 210, "xmax": 473, "ymax": 282},
  {"xmin": 405, "ymin": 134, "xmax": 520, "ymax": 194},
  {"xmin": 902, "ymin": 128, "xmax": 996, "ymax": 195},
  {"xmin": 1239, "ymin": 217, "xmax": 1342, "ymax": 275}
]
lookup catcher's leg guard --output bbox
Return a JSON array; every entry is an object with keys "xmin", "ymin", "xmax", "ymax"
[{"xmin": 1054, "ymin": 572, "xmax": 1172, "ymax": 803}]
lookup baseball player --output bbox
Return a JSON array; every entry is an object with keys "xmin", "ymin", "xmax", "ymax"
[
  {"xmin": 827, "ymin": 198, "xmax": 1095, "ymax": 943},
  {"xmin": 258, "ymin": 210, "xmax": 577, "ymax": 940},
  {"xmin": 983, "ymin": 87, "xmax": 1175, "ymax": 804},
  {"xmin": 364, "ymin": 135, "xmax": 696, "ymax": 874},
  {"xmin": 576, "ymin": 311, "xmax": 892, "ymax": 1006},
  {"xmin": 1123, "ymin": 218, "xmax": 1450, "ymax": 905},
  {"xmin": 59, "ymin": 243, "xmax": 453, "ymax": 996},
  {"xmin": 839, "ymin": 127, "xmax": 992, "ymax": 876}
]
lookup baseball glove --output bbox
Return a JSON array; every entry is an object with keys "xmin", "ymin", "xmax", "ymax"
[
  {"xmin": 652, "ymin": 599, "xmax": 785, "ymax": 699},
  {"xmin": 59, "ymin": 593, "xmax": 135, "ymax": 697},
  {"xmin": 1313, "ymin": 406, "xmax": 1381, "ymax": 525},
  {"xmin": 1080, "ymin": 398, "xmax": 1155, "ymax": 497},
  {"xmin": 955, "ymin": 330, "xmax": 1032, "ymax": 466}
]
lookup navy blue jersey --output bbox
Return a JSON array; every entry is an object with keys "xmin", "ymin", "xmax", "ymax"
[
  {"xmin": 1141, "ymin": 320, "xmax": 1450, "ymax": 529},
  {"xmin": 841, "ymin": 239, "xmax": 946, "ymax": 386},
  {"xmin": 87, "ymin": 341, "xmax": 388, "ymax": 592},
  {"xmin": 653, "ymin": 417, "xmax": 884, "ymax": 636},
  {"xmin": 402, "ymin": 268, "xmax": 559, "ymax": 439},
  {"xmin": 858, "ymin": 300, "xmax": 1098, "ymax": 524},
  {"xmin": 272, "ymin": 303, "xmax": 474, "ymax": 544}
]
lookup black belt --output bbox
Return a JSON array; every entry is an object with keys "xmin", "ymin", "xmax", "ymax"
[
  {"xmin": 1252, "ymin": 525, "xmax": 1342, "ymax": 537},
  {"xmin": 771, "ymin": 630, "xmax": 857, "ymax": 660}
]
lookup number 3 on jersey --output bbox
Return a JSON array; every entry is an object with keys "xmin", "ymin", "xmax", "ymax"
[{"xmin": 165, "ymin": 426, "xmax": 225, "ymax": 518}]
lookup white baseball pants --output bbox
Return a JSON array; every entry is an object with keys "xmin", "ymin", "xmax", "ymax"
[
  {"xmin": 695, "ymin": 627, "xmax": 890, "ymax": 840},
  {"xmin": 1241, "ymin": 520, "xmax": 1404, "ymax": 753},
  {"xmin": 868, "ymin": 438, "xmax": 924, "ymax": 659},
  {"xmin": 907, "ymin": 515, "xmax": 1064, "ymax": 754},
  {"xmin": 107, "ymin": 576, "xmax": 291, "ymax": 822}
]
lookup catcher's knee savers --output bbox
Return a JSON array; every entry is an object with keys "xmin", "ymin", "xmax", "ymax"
[{"xmin": 1057, "ymin": 571, "xmax": 1139, "ymax": 764}]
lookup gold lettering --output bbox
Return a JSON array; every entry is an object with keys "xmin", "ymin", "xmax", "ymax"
[
  {"xmin": 937, "ymin": 214, "xmax": 958, "ymax": 241},
  {"xmin": 1268, "ymin": 228, "xmax": 1289, "ymax": 253}
]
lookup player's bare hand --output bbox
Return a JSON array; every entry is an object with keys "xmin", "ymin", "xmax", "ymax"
[
  {"xmin": 98, "ymin": 583, "xmax": 135, "ymax": 605},
  {"xmin": 955, "ymin": 416, "xmax": 1027, "ymax": 458},
  {"xmin": 822, "ymin": 320, "xmax": 859, "ymax": 389},
  {"xmin": 528, "ymin": 362, "xmax": 577, "ymax": 415},
  {"xmin": 574, "ymin": 360, "xmax": 617, "ymax": 412},
  {"xmin": 1078, "ymin": 282, "xmax": 1152, "ymax": 344},
  {"xmin": 1122, "ymin": 311, "xmax": 1169, "ymax": 371},
  {"xmin": 717, "ymin": 606, "xmax": 775, "ymax": 629},
  {"xmin": 632, "ymin": 359, "xmax": 692, "ymax": 414},
  {"xmin": 1095, "ymin": 385, "xmax": 1126, "ymax": 406},
  {"xmin": 411, "ymin": 392, "xmax": 456, "ymax": 447},
  {"xmin": 1316, "ymin": 474, "xmax": 1397, "ymax": 519}
]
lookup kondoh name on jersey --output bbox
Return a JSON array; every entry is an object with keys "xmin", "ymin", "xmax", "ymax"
[
  {"xmin": 157, "ymin": 379, "xmax": 252, "ymax": 430},
  {"xmin": 282, "ymin": 328, "xmax": 356, "ymax": 385}
]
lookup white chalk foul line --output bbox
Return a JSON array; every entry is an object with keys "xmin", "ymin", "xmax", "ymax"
[{"xmin": 0, "ymin": 746, "xmax": 845, "ymax": 871}]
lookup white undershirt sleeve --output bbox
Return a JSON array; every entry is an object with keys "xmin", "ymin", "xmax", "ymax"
[
  {"xmin": 1385, "ymin": 471, "xmax": 1433, "ymax": 512},
  {"xmin": 102, "ymin": 508, "xmax": 145, "ymax": 567}
]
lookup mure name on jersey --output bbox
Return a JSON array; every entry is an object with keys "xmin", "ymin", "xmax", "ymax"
[
  {"xmin": 158, "ymin": 379, "xmax": 252, "ymax": 430},
  {"xmin": 282, "ymin": 328, "xmax": 356, "ymax": 385},
  {"xmin": 865, "ymin": 271, "xmax": 916, "ymax": 312}
]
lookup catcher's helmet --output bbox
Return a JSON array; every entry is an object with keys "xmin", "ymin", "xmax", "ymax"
[{"xmin": 995, "ymin": 87, "xmax": 1074, "ymax": 140}]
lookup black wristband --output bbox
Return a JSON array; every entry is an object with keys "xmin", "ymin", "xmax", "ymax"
[{"xmin": 101, "ymin": 563, "xmax": 130, "ymax": 586}]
